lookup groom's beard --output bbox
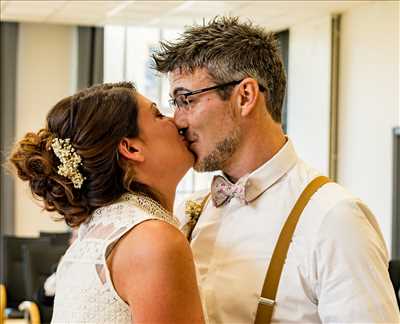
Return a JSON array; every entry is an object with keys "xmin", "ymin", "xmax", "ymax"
[{"xmin": 194, "ymin": 127, "xmax": 240, "ymax": 172}]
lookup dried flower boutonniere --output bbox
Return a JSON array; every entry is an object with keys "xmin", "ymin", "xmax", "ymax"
[{"xmin": 182, "ymin": 194, "xmax": 210, "ymax": 241}]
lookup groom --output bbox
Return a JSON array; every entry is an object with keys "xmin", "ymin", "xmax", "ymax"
[{"xmin": 153, "ymin": 16, "xmax": 399, "ymax": 323}]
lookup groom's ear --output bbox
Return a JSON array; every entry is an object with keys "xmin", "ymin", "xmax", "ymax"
[
  {"xmin": 236, "ymin": 78, "xmax": 260, "ymax": 117},
  {"xmin": 118, "ymin": 137, "xmax": 145, "ymax": 163}
]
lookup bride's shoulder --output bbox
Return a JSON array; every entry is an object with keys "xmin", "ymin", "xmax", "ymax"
[
  {"xmin": 121, "ymin": 219, "xmax": 188, "ymax": 252},
  {"xmin": 108, "ymin": 218, "xmax": 201, "ymax": 321},
  {"xmin": 109, "ymin": 219, "xmax": 191, "ymax": 290}
]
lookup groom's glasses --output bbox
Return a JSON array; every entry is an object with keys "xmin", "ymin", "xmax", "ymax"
[{"xmin": 169, "ymin": 80, "xmax": 246, "ymax": 112}]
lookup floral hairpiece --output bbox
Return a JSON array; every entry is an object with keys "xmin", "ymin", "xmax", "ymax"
[{"xmin": 51, "ymin": 138, "xmax": 85, "ymax": 189}]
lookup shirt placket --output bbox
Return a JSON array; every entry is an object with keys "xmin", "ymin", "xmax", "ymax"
[{"xmin": 202, "ymin": 200, "xmax": 241, "ymax": 323}]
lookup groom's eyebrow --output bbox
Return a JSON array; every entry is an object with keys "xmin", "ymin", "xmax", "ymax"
[{"xmin": 171, "ymin": 87, "xmax": 191, "ymax": 97}]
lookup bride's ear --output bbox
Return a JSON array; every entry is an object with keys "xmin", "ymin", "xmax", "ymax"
[{"xmin": 118, "ymin": 138, "xmax": 145, "ymax": 162}]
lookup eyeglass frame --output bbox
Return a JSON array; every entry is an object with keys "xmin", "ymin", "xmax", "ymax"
[{"xmin": 168, "ymin": 79, "xmax": 267, "ymax": 112}]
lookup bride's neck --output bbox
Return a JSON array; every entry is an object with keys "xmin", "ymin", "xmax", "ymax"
[
  {"xmin": 133, "ymin": 170, "xmax": 178, "ymax": 213},
  {"xmin": 137, "ymin": 180, "xmax": 176, "ymax": 213},
  {"xmin": 154, "ymin": 187, "xmax": 175, "ymax": 213}
]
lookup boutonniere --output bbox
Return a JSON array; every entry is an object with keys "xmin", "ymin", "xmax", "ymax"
[
  {"xmin": 182, "ymin": 194, "xmax": 211, "ymax": 241},
  {"xmin": 185, "ymin": 199, "xmax": 203, "ymax": 224}
]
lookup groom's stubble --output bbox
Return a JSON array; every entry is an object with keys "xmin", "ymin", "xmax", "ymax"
[{"xmin": 193, "ymin": 107, "xmax": 242, "ymax": 172}]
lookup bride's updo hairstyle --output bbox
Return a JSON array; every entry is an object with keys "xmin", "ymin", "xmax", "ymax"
[{"xmin": 9, "ymin": 82, "xmax": 151, "ymax": 227}]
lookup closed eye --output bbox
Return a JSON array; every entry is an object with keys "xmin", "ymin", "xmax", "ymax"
[
  {"xmin": 151, "ymin": 103, "xmax": 166, "ymax": 118},
  {"xmin": 155, "ymin": 109, "xmax": 166, "ymax": 118}
]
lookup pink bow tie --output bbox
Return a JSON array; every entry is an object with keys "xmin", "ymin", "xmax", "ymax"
[{"xmin": 211, "ymin": 175, "xmax": 248, "ymax": 207}]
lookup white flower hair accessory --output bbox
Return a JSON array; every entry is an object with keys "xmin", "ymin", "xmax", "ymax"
[{"xmin": 51, "ymin": 138, "xmax": 85, "ymax": 189}]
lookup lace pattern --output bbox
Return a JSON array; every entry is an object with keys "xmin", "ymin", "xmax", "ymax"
[{"xmin": 119, "ymin": 193, "xmax": 180, "ymax": 227}]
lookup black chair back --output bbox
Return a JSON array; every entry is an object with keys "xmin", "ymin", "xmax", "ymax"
[
  {"xmin": 0, "ymin": 235, "xmax": 51, "ymax": 308},
  {"xmin": 389, "ymin": 259, "xmax": 400, "ymax": 309},
  {"xmin": 39, "ymin": 231, "xmax": 70, "ymax": 248},
  {"xmin": 22, "ymin": 244, "xmax": 66, "ymax": 300},
  {"xmin": 22, "ymin": 244, "xmax": 67, "ymax": 324}
]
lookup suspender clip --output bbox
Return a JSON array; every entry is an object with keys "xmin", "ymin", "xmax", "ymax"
[{"xmin": 259, "ymin": 297, "xmax": 275, "ymax": 306}]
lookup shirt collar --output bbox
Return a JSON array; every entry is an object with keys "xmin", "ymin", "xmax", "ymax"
[{"xmin": 219, "ymin": 137, "xmax": 298, "ymax": 203}]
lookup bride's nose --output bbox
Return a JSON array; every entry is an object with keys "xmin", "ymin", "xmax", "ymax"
[{"xmin": 174, "ymin": 110, "xmax": 189, "ymax": 130}]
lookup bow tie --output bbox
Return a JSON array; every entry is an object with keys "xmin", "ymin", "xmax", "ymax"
[{"xmin": 211, "ymin": 175, "xmax": 249, "ymax": 207}]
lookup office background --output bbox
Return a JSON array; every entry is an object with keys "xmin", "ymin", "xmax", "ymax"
[{"xmin": 0, "ymin": 0, "xmax": 399, "ymax": 259}]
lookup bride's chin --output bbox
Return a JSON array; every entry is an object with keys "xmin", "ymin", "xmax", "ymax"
[
  {"xmin": 189, "ymin": 153, "xmax": 196, "ymax": 166},
  {"xmin": 183, "ymin": 149, "xmax": 196, "ymax": 166},
  {"xmin": 183, "ymin": 156, "xmax": 195, "ymax": 173},
  {"xmin": 182, "ymin": 160, "xmax": 194, "ymax": 175}
]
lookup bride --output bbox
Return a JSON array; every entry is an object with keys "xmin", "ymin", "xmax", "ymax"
[{"xmin": 9, "ymin": 82, "xmax": 204, "ymax": 323}]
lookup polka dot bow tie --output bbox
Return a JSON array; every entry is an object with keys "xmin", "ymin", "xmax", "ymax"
[{"xmin": 211, "ymin": 175, "xmax": 249, "ymax": 207}]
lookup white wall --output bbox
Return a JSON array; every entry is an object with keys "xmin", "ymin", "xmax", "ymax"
[
  {"xmin": 338, "ymin": 1, "xmax": 399, "ymax": 253},
  {"xmin": 104, "ymin": 26, "xmax": 125, "ymax": 83},
  {"xmin": 286, "ymin": 15, "xmax": 332, "ymax": 175},
  {"xmin": 286, "ymin": 1, "xmax": 398, "ymax": 252},
  {"xmin": 15, "ymin": 23, "xmax": 76, "ymax": 236}
]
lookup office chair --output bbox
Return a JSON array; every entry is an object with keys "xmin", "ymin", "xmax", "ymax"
[
  {"xmin": 22, "ymin": 244, "xmax": 67, "ymax": 324},
  {"xmin": 389, "ymin": 259, "xmax": 400, "ymax": 309},
  {"xmin": 1, "ymin": 235, "xmax": 50, "ymax": 323},
  {"xmin": 39, "ymin": 231, "xmax": 70, "ymax": 248}
]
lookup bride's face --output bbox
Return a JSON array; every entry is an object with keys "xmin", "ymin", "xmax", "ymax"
[{"xmin": 135, "ymin": 92, "xmax": 194, "ymax": 181}]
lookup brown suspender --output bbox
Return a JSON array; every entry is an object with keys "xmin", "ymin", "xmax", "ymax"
[{"xmin": 254, "ymin": 176, "xmax": 331, "ymax": 324}]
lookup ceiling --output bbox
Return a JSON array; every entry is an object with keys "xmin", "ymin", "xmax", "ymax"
[{"xmin": 0, "ymin": 0, "xmax": 373, "ymax": 30}]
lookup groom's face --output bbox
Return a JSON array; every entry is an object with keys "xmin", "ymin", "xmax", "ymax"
[{"xmin": 169, "ymin": 68, "xmax": 241, "ymax": 172}]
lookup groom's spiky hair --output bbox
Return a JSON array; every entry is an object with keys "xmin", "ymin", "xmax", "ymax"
[{"xmin": 152, "ymin": 16, "xmax": 286, "ymax": 123}]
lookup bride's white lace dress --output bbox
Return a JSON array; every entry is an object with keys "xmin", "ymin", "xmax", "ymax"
[{"xmin": 51, "ymin": 193, "xmax": 180, "ymax": 324}]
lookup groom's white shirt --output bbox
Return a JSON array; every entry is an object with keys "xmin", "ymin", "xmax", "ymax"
[{"xmin": 176, "ymin": 139, "xmax": 399, "ymax": 323}]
